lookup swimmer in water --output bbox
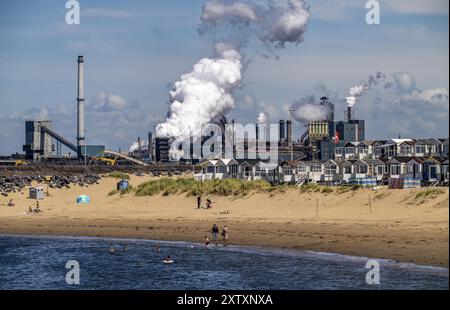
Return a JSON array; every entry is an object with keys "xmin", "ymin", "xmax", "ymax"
[
  {"xmin": 109, "ymin": 246, "xmax": 115, "ymax": 253},
  {"xmin": 163, "ymin": 255, "xmax": 173, "ymax": 263},
  {"xmin": 155, "ymin": 245, "xmax": 161, "ymax": 252}
]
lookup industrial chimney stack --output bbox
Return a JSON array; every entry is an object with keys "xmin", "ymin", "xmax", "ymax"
[
  {"xmin": 77, "ymin": 55, "xmax": 85, "ymax": 155},
  {"xmin": 286, "ymin": 120, "xmax": 292, "ymax": 147},
  {"xmin": 347, "ymin": 106, "xmax": 352, "ymax": 121}
]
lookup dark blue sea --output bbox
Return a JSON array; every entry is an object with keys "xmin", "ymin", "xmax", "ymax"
[{"xmin": 0, "ymin": 235, "xmax": 447, "ymax": 290}]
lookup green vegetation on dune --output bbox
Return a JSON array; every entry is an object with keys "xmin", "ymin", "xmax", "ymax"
[
  {"xmin": 415, "ymin": 188, "xmax": 445, "ymax": 201},
  {"xmin": 109, "ymin": 171, "xmax": 130, "ymax": 180},
  {"xmin": 135, "ymin": 177, "xmax": 271, "ymax": 197},
  {"xmin": 336, "ymin": 184, "xmax": 362, "ymax": 193}
]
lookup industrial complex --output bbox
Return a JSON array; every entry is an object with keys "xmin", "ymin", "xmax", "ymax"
[{"xmin": 0, "ymin": 56, "xmax": 448, "ymax": 187}]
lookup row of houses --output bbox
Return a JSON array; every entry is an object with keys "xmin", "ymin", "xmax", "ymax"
[
  {"xmin": 195, "ymin": 156, "xmax": 449, "ymax": 186},
  {"xmin": 335, "ymin": 138, "xmax": 449, "ymax": 161}
]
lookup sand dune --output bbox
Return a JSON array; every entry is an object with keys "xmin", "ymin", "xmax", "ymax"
[{"xmin": 0, "ymin": 175, "xmax": 448, "ymax": 267}]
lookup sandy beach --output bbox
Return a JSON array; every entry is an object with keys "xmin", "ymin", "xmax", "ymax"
[{"xmin": 0, "ymin": 175, "xmax": 448, "ymax": 267}]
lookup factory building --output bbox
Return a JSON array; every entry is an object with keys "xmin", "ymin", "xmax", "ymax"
[
  {"xmin": 303, "ymin": 98, "xmax": 366, "ymax": 161},
  {"xmin": 155, "ymin": 137, "xmax": 170, "ymax": 163},
  {"xmin": 23, "ymin": 121, "xmax": 54, "ymax": 160}
]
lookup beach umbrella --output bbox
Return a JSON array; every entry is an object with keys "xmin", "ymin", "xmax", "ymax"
[{"xmin": 76, "ymin": 195, "xmax": 90, "ymax": 204}]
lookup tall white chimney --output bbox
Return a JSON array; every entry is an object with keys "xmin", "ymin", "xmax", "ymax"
[{"xmin": 77, "ymin": 55, "xmax": 85, "ymax": 153}]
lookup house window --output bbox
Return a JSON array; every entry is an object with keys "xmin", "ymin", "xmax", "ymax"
[
  {"xmin": 325, "ymin": 165, "xmax": 337, "ymax": 175},
  {"xmin": 390, "ymin": 165, "xmax": 401, "ymax": 175},
  {"xmin": 415, "ymin": 145, "xmax": 426, "ymax": 154},
  {"xmin": 429, "ymin": 165, "xmax": 437, "ymax": 178},
  {"xmin": 311, "ymin": 165, "xmax": 322, "ymax": 172},
  {"xmin": 298, "ymin": 165, "xmax": 308, "ymax": 173},
  {"xmin": 207, "ymin": 166, "xmax": 215, "ymax": 173},
  {"xmin": 400, "ymin": 145, "xmax": 413, "ymax": 155},
  {"xmin": 255, "ymin": 166, "xmax": 266, "ymax": 176},
  {"xmin": 342, "ymin": 166, "xmax": 351, "ymax": 174},
  {"xmin": 377, "ymin": 166, "xmax": 384, "ymax": 175},
  {"xmin": 283, "ymin": 167, "xmax": 293, "ymax": 175},
  {"xmin": 356, "ymin": 165, "xmax": 367, "ymax": 174},
  {"xmin": 345, "ymin": 147, "xmax": 355, "ymax": 154}
]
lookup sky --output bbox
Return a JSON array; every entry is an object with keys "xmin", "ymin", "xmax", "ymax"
[{"xmin": 0, "ymin": 0, "xmax": 448, "ymax": 155}]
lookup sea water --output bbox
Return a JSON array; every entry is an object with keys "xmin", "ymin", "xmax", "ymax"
[{"xmin": 0, "ymin": 235, "xmax": 447, "ymax": 290}]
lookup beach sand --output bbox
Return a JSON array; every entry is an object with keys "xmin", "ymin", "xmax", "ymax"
[{"xmin": 0, "ymin": 175, "xmax": 448, "ymax": 267}]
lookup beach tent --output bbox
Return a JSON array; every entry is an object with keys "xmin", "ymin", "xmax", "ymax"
[
  {"xmin": 76, "ymin": 195, "xmax": 90, "ymax": 204},
  {"xmin": 117, "ymin": 180, "xmax": 129, "ymax": 191}
]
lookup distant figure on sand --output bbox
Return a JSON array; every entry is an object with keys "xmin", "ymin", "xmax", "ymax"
[
  {"xmin": 204, "ymin": 236, "xmax": 210, "ymax": 247},
  {"xmin": 197, "ymin": 196, "xmax": 201, "ymax": 209},
  {"xmin": 222, "ymin": 225, "xmax": 229, "ymax": 246},
  {"xmin": 7, "ymin": 199, "xmax": 14, "ymax": 207},
  {"xmin": 206, "ymin": 199, "xmax": 213, "ymax": 209},
  {"xmin": 211, "ymin": 224, "xmax": 219, "ymax": 244}
]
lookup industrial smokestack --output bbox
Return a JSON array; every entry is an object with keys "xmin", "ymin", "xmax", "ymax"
[
  {"xmin": 148, "ymin": 131, "xmax": 154, "ymax": 158},
  {"xmin": 279, "ymin": 120, "xmax": 285, "ymax": 143},
  {"xmin": 347, "ymin": 106, "xmax": 352, "ymax": 121},
  {"xmin": 77, "ymin": 55, "xmax": 85, "ymax": 153},
  {"xmin": 286, "ymin": 120, "xmax": 292, "ymax": 147}
]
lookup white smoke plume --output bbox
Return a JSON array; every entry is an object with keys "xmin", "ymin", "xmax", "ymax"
[
  {"xmin": 156, "ymin": 0, "xmax": 311, "ymax": 159},
  {"xmin": 200, "ymin": 0, "xmax": 310, "ymax": 49},
  {"xmin": 201, "ymin": 1, "xmax": 258, "ymax": 24},
  {"xmin": 129, "ymin": 139, "xmax": 148, "ymax": 153},
  {"xmin": 155, "ymin": 46, "xmax": 242, "ymax": 141},
  {"xmin": 351, "ymin": 71, "xmax": 448, "ymax": 139},
  {"xmin": 256, "ymin": 112, "xmax": 267, "ymax": 124},
  {"xmin": 290, "ymin": 84, "xmax": 336, "ymax": 125},
  {"xmin": 290, "ymin": 95, "xmax": 332, "ymax": 125},
  {"xmin": 345, "ymin": 71, "xmax": 385, "ymax": 107}
]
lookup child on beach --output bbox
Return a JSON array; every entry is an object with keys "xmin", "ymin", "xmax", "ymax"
[{"xmin": 204, "ymin": 236, "xmax": 210, "ymax": 247}]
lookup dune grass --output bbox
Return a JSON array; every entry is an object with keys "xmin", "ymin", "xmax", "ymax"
[
  {"xmin": 415, "ymin": 188, "xmax": 445, "ymax": 201},
  {"xmin": 135, "ymin": 177, "xmax": 271, "ymax": 197},
  {"xmin": 109, "ymin": 171, "xmax": 130, "ymax": 180},
  {"xmin": 299, "ymin": 183, "xmax": 320, "ymax": 193},
  {"xmin": 336, "ymin": 184, "xmax": 362, "ymax": 194}
]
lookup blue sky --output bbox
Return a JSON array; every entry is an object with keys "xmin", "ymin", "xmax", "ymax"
[{"xmin": 0, "ymin": 0, "xmax": 448, "ymax": 155}]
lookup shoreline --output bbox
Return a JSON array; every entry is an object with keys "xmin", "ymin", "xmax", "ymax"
[
  {"xmin": 2, "ymin": 232, "xmax": 449, "ymax": 273},
  {"xmin": 0, "ymin": 216, "xmax": 448, "ymax": 268},
  {"xmin": 0, "ymin": 175, "xmax": 448, "ymax": 268}
]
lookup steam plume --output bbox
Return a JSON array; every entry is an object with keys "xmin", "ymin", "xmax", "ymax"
[
  {"xmin": 156, "ymin": 0, "xmax": 311, "ymax": 158},
  {"xmin": 345, "ymin": 71, "xmax": 385, "ymax": 107}
]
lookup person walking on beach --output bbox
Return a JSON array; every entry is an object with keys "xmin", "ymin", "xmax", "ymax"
[
  {"xmin": 211, "ymin": 224, "xmax": 219, "ymax": 245},
  {"xmin": 221, "ymin": 225, "xmax": 229, "ymax": 247},
  {"xmin": 197, "ymin": 195, "xmax": 201, "ymax": 209}
]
